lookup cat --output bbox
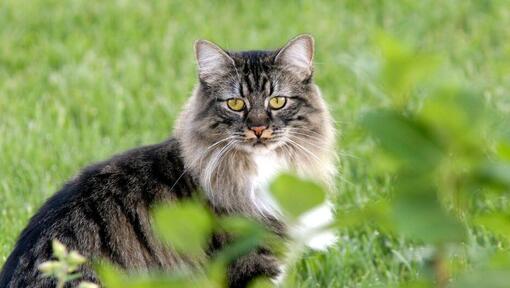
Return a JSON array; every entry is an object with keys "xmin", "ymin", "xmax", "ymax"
[{"xmin": 0, "ymin": 34, "xmax": 336, "ymax": 288}]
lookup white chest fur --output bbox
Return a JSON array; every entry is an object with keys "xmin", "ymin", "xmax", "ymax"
[
  {"xmin": 249, "ymin": 153, "xmax": 337, "ymax": 251},
  {"xmin": 250, "ymin": 153, "xmax": 286, "ymax": 216}
]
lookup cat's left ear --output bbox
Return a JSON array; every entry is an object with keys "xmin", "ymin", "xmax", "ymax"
[
  {"xmin": 194, "ymin": 39, "xmax": 236, "ymax": 84},
  {"xmin": 275, "ymin": 34, "xmax": 314, "ymax": 81}
]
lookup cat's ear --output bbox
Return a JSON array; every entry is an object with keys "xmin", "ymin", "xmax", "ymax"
[
  {"xmin": 194, "ymin": 39, "xmax": 235, "ymax": 84},
  {"xmin": 275, "ymin": 34, "xmax": 314, "ymax": 80}
]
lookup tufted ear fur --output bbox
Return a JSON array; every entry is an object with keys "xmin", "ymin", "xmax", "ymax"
[
  {"xmin": 194, "ymin": 39, "xmax": 236, "ymax": 84},
  {"xmin": 275, "ymin": 34, "xmax": 314, "ymax": 80}
]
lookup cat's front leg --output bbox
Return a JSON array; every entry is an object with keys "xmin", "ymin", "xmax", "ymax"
[{"xmin": 227, "ymin": 247, "xmax": 281, "ymax": 288}]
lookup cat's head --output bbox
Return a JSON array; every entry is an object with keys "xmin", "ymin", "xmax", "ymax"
[{"xmin": 178, "ymin": 35, "xmax": 333, "ymax": 158}]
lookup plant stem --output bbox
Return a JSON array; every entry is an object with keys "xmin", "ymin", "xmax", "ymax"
[{"xmin": 434, "ymin": 245, "xmax": 448, "ymax": 288}]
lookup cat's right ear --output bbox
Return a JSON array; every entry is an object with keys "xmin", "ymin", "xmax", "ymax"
[
  {"xmin": 194, "ymin": 40, "xmax": 235, "ymax": 84},
  {"xmin": 275, "ymin": 34, "xmax": 314, "ymax": 81}
]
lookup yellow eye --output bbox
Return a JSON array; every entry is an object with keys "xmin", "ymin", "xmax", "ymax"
[
  {"xmin": 226, "ymin": 98, "xmax": 245, "ymax": 111},
  {"xmin": 269, "ymin": 96, "xmax": 287, "ymax": 110}
]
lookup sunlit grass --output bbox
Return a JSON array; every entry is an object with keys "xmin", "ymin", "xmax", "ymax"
[{"xmin": 1, "ymin": 0, "xmax": 509, "ymax": 286}]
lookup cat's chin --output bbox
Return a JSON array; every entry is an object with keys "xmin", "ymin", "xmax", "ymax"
[
  {"xmin": 237, "ymin": 142, "xmax": 279, "ymax": 155},
  {"xmin": 251, "ymin": 144, "xmax": 273, "ymax": 154}
]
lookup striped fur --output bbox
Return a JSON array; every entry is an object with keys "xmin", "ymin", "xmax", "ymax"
[{"xmin": 0, "ymin": 35, "xmax": 336, "ymax": 288}]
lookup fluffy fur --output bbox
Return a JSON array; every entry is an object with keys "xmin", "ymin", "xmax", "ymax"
[{"xmin": 0, "ymin": 35, "xmax": 336, "ymax": 288}]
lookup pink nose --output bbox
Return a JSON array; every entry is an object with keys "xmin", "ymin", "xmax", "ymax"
[{"xmin": 250, "ymin": 126, "xmax": 267, "ymax": 137}]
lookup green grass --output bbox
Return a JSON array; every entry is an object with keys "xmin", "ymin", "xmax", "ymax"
[{"xmin": 1, "ymin": 0, "xmax": 509, "ymax": 287}]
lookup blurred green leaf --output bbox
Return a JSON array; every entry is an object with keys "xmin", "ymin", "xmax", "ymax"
[
  {"xmin": 248, "ymin": 277, "xmax": 274, "ymax": 288},
  {"xmin": 270, "ymin": 173, "xmax": 326, "ymax": 219},
  {"xmin": 52, "ymin": 239, "xmax": 67, "ymax": 259},
  {"xmin": 392, "ymin": 191, "xmax": 465, "ymax": 243},
  {"xmin": 97, "ymin": 263, "xmax": 215, "ymax": 288},
  {"xmin": 362, "ymin": 109, "xmax": 443, "ymax": 171},
  {"xmin": 451, "ymin": 251, "xmax": 510, "ymax": 288},
  {"xmin": 205, "ymin": 260, "xmax": 227, "ymax": 288},
  {"xmin": 38, "ymin": 261, "xmax": 63, "ymax": 276},
  {"xmin": 335, "ymin": 200, "xmax": 394, "ymax": 233},
  {"xmin": 153, "ymin": 201, "xmax": 213, "ymax": 256},
  {"xmin": 497, "ymin": 141, "xmax": 510, "ymax": 161},
  {"xmin": 451, "ymin": 270, "xmax": 510, "ymax": 288},
  {"xmin": 474, "ymin": 212, "xmax": 510, "ymax": 242},
  {"xmin": 488, "ymin": 251, "xmax": 510, "ymax": 269},
  {"xmin": 376, "ymin": 33, "xmax": 440, "ymax": 106},
  {"xmin": 420, "ymin": 88, "xmax": 489, "ymax": 159},
  {"xmin": 217, "ymin": 217, "xmax": 268, "ymax": 262},
  {"xmin": 476, "ymin": 162, "xmax": 510, "ymax": 189},
  {"xmin": 399, "ymin": 279, "xmax": 433, "ymax": 288},
  {"xmin": 371, "ymin": 152, "xmax": 401, "ymax": 174},
  {"xmin": 63, "ymin": 273, "xmax": 83, "ymax": 282},
  {"xmin": 77, "ymin": 282, "xmax": 99, "ymax": 288},
  {"xmin": 96, "ymin": 264, "xmax": 123, "ymax": 288}
]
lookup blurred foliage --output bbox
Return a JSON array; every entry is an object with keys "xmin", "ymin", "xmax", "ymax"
[
  {"xmin": 153, "ymin": 201, "xmax": 213, "ymax": 258},
  {"xmin": 270, "ymin": 173, "xmax": 326, "ymax": 219},
  {"xmin": 38, "ymin": 239, "xmax": 98, "ymax": 288},
  {"xmin": 336, "ymin": 33, "xmax": 510, "ymax": 287}
]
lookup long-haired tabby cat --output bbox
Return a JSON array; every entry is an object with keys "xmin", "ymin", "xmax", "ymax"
[{"xmin": 0, "ymin": 34, "xmax": 336, "ymax": 288}]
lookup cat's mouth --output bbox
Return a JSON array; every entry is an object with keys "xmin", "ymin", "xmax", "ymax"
[
  {"xmin": 236, "ymin": 135, "xmax": 280, "ymax": 152},
  {"xmin": 246, "ymin": 138, "xmax": 270, "ymax": 147},
  {"xmin": 252, "ymin": 140, "xmax": 267, "ymax": 147},
  {"xmin": 244, "ymin": 137, "xmax": 286, "ymax": 154},
  {"xmin": 244, "ymin": 129, "xmax": 274, "ymax": 146},
  {"xmin": 236, "ymin": 127, "xmax": 288, "ymax": 152},
  {"xmin": 225, "ymin": 128, "xmax": 286, "ymax": 153}
]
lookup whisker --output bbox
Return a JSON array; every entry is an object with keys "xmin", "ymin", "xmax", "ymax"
[
  {"xmin": 204, "ymin": 139, "xmax": 239, "ymax": 193},
  {"xmin": 285, "ymin": 127, "xmax": 325, "ymax": 137},
  {"xmin": 286, "ymin": 132, "xmax": 329, "ymax": 151},
  {"xmin": 206, "ymin": 136, "xmax": 239, "ymax": 150},
  {"xmin": 171, "ymin": 137, "xmax": 233, "ymax": 191},
  {"xmin": 285, "ymin": 138, "xmax": 322, "ymax": 163},
  {"xmin": 280, "ymin": 142, "xmax": 295, "ymax": 162},
  {"xmin": 285, "ymin": 130, "xmax": 323, "ymax": 139},
  {"xmin": 284, "ymin": 130, "xmax": 358, "ymax": 159}
]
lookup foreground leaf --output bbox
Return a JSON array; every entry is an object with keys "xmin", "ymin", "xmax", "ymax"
[
  {"xmin": 270, "ymin": 173, "xmax": 326, "ymax": 219},
  {"xmin": 392, "ymin": 191, "xmax": 465, "ymax": 244},
  {"xmin": 362, "ymin": 109, "xmax": 443, "ymax": 171},
  {"xmin": 153, "ymin": 201, "xmax": 213, "ymax": 256},
  {"xmin": 474, "ymin": 212, "xmax": 510, "ymax": 242}
]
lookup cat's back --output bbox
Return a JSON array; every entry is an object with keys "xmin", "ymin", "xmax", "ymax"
[{"xmin": 0, "ymin": 138, "xmax": 196, "ymax": 287}]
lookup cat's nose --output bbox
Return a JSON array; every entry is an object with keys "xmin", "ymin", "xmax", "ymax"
[{"xmin": 249, "ymin": 126, "xmax": 267, "ymax": 138}]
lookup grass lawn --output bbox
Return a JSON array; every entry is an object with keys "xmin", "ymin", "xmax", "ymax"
[{"xmin": 1, "ymin": 0, "xmax": 509, "ymax": 287}]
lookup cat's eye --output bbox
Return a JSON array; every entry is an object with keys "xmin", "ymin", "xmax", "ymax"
[
  {"xmin": 226, "ymin": 98, "xmax": 246, "ymax": 111},
  {"xmin": 268, "ymin": 96, "xmax": 287, "ymax": 110}
]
